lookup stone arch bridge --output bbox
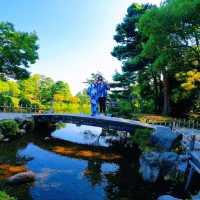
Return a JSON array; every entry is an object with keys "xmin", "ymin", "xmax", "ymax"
[{"xmin": 33, "ymin": 113, "xmax": 153, "ymax": 132}]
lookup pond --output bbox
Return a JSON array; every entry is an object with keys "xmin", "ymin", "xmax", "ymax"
[{"xmin": 0, "ymin": 123, "xmax": 186, "ymax": 200}]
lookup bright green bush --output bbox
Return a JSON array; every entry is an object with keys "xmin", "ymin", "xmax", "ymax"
[
  {"xmin": 0, "ymin": 191, "xmax": 16, "ymax": 200},
  {"xmin": 0, "ymin": 120, "xmax": 19, "ymax": 138}
]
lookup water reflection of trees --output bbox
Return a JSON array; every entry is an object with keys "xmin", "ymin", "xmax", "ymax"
[
  {"xmin": 84, "ymin": 160, "xmax": 103, "ymax": 187},
  {"xmin": 83, "ymin": 127, "xmax": 133, "ymax": 148},
  {"xmin": 104, "ymin": 160, "xmax": 139, "ymax": 200},
  {"xmin": 82, "ymin": 158, "xmax": 188, "ymax": 200},
  {"xmin": 83, "ymin": 130, "xmax": 98, "ymax": 141},
  {"xmin": 82, "ymin": 158, "xmax": 165, "ymax": 200},
  {"xmin": 0, "ymin": 133, "xmax": 33, "ymax": 164},
  {"xmin": 82, "ymin": 158, "xmax": 141, "ymax": 200}
]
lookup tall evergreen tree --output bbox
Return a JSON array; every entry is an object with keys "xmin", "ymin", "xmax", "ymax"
[
  {"xmin": 111, "ymin": 3, "xmax": 157, "ymax": 112},
  {"xmin": 139, "ymin": 0, "xmax": 200, "ymax": 115}
]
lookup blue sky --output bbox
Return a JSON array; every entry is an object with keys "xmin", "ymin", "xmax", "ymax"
[{"xmin": 0, "ymin": 0, "xmax": 161, "ymax": 94}]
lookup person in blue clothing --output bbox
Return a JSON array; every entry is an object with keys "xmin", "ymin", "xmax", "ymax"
[
  {"xmin": 87, "ymin": 79, "xmax": 99, "ymax": 116},
  {"xmin": 97, "ymin": 75, "xmax": 110, "ymax": 115}
]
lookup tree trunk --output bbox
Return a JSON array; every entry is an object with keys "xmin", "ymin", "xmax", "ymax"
[
  {"xmin": 152, "ymin": 73, "xmax": 160, "ymax": 113},
  {"xmin": 162, "ymin": 70, "xmax": 171, "ymax": 115},
  {"xmin": 158, "ymin": 76, "xmax": 163, "ymax": 113}
]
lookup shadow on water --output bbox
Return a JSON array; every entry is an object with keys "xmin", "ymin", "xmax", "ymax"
[{"xmin": 0, "ymin": 122, "xmax": 196, "ymax": 200}]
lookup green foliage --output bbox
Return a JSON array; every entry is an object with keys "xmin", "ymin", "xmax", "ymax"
[
  {"xmin": 18, "ymin": 74, "xmax": 41, "ymax": 102},
  {"xmin": 76, "ymin": 89, "xmax": 90, "ymax": 105},
  {"xmin": 193, "ymin": 94, "xmax": 200, "ymax": 114},
  {"xmin": 110, "ymin": 3, "xmax": 162, "ymax": 116},
  {"xmin": 0, "ymin": 22, "xmax": 39, "ymax": 80},
  {"xmin": 0, "ymin": 21, "xmax": 90, "ymax": 114},
  {"xmin": 19, "ymin": 97, "xmax": 32, "ymax": 107},
  {"xmin": 138, "ymin": 0, "xmax": 200, "ymax": 115},
  {"xmin": 0, "ymin": 73, "xmax": 90, "ymax": 114},
  {"xmin": 52, "ymin": 81, "xmax": 71, "ymax": 99},
  {"xmin": 76, "ymin": 90, "xmax": 90, "ymax": 114},
  {"xmin": 31, "ymin": 102, "xmax": 41, "ymax": 110},
  {"xmin": 7, "ymin": 81, "xmax": 20, "ymax": 97},
  {"xmin": 0, "ymin": 191, "xmax": 16, "ymax": 200},
  {"xmin": 39, "ymin": 77, "xmax": 54, "ymax": 105},
  {"xmin": 111, "ymin": 0, "xmax": 200, "ymax": 117},
  {"xmin": 0, "ymin": 95, "xmax": 14, "ymax": 108},
  {"xmin": 0, "ymin": 120, "xmax": 19, "ymax": 138},
  {"xmin": 118, "ymin": 99, "xmax": 132, "ymax": 117},
  {"xmin": 131, "ymin": 128, "xmax": 155, "ymax": 152},
  {"xmin": 0, "ymin": 81, "xmax": 9, "ymax": 93}
]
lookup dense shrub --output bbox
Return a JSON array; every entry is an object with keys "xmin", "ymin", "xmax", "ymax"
[
  {"xmin": 0, "ymin": 120, "xmax": 19, "ymax": 138},
  {"xmin": 131, "ymin": 128, "xmax": 155, "ymax": 152},
  {"xmin": 140, "ymin": 99, "xmax": 155, "ymax": 114},
  {"xmin": 116, "ymin": 99, "xmax": 133, "ymax": 117},
  {"xmin": 0, "ymin": 95, "xmax": 14, "ymax": 111},
  {"xmin": 11, "ymin": 97, "xmax": 19, "ymax": 108},
  {"xmin": 19, "ymin": 97, "xmax": 31, "ymax": 107},
  {"xmin": 0, "ymin": 191, "xmax": 16, "ymax": 200}
]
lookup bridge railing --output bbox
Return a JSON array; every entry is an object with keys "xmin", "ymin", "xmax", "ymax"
[
  {"xmin": 0, "ymin": 104, "xmax": 45, "ymax": 113},
  {"xmin": 146, "ymin": 118, "xmax": 200, "ymax": 130}
]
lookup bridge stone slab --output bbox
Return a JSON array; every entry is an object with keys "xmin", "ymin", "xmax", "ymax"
[{"xmin": 33, "ymin": 114, "xmax": 153, "ymax": 132}]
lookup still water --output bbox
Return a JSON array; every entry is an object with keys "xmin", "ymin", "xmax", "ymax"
[
  {"xmin": 52, "ymin": 123, "xmax": 121, "ymax": 147},
  {"xmin": 0, "ymin": 123, "xmax": 185, "ymax": 200}
]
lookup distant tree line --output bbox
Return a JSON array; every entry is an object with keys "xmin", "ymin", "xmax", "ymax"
[
  {"xmin": 0, "ymin": 74, "xmax": 90, "ymax": 113},
  {"xmin": 111, "ymin": 0, "xmax": 200, "ymax": 117}
]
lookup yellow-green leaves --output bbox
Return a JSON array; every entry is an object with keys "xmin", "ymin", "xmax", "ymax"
[{"xmin": 176, "ymin": 70, "xmax": 200, "ymax": 91}]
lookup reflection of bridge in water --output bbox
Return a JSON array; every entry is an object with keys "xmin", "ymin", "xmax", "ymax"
[{"xmin": 33, "ymin": 136, "xmax": 124, "ymax": 163}]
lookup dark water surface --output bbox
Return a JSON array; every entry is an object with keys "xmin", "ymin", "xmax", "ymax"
[{"xmin": 0, "ymin": 123, "xmax": 186, "ymax": 200}]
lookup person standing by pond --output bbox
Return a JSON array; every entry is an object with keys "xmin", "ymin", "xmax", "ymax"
[
  {"xmin": 97, "ymin": 75, "xmax": 110, "ymax": 115},
  {"xmin": 87, "ymin": 79, "xmax": 98, "ymax": 116}
]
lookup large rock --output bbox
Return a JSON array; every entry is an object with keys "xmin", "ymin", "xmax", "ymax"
[
  {"xmin": 159, "ymin": 152, "xmax": 178, "ymax": 174},
  {"xmin": 176, "ymin": 155, "xmax": 188, "ymax": 173},
  {"xmin": 139, "ymin": 152, "xmax": 160, "ymax": 182},
  {"xmin": 150, "ymin": 126, "xmax": 182, "ymax": 151},
  {"xmin": 139, "ymin": 152, "xmax": 180, "ymax": 183},
  {"xmin": 192, "ymin": 191, "xmax": 200, "ymax": 200},
  {"xmin": 7, "ymin": 171, "xmax": 35, "ymax": 184},
  {"xmin": 157, "ymin": 195, "xmax": 182, "ymax": 200}
]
